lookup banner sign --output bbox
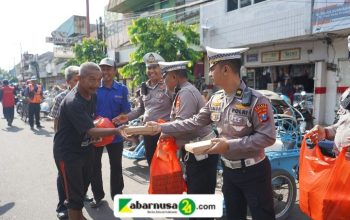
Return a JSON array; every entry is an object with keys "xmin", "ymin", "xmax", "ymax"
[{"xmin": 312, "ymin": 1, "xmax": 350, "ymax": 33}]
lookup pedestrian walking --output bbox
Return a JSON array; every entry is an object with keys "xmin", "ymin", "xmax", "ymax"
[
  {"xmin": 147, "ymin": 47, "xmax": 276, "ymax": 220},
  {"xmin": 24, "ymin": 76, "xmax": 43, "ymax": 129},
  {"xmin": 113, "ymin": 52, "xmax": 172, "ymax": 165},
  {"xmin": 159, "ymin": 60, "xmax": 219, "ymax": 220},
  {"xmin": 53, "ymin": 62, "xmax": 122, "ymax": 220},
  {"xmin": 0, "ymin": 79, "xmax": 16, "ymax": 126},
  {"xmin": 89, "ymin": 58, "xmax": 131, "ymax": 208}
]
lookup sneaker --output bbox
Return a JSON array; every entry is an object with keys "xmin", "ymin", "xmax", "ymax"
[
  {"xmin": 56, "ymin": 210, "xmax": 68, "ymax": 219},
  {"xmin": 90, "ymin": 199, "xmax": 103, "ymax": 208},
  {"xmin": 36, "ymin": 125, "xmax": 44, "ymax": 129},
  {"xmin": 30, "ymin": 126, "xmax": 35, "ymax": 130}
]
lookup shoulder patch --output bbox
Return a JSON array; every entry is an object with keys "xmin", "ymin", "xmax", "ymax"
[{"xmin": 254, "ymin": 104, "xmax": 269, "ymax": 122}]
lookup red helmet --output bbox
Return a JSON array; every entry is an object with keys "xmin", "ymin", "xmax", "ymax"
[{"xmin": 93, "ymin": 117, "xmax": 115, "ymax": 147}]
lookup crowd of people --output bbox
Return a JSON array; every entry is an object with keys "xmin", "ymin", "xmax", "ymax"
[
  {"xmin": 1, "ymin": 45, "xmax": 349, "ymax": 220},
  {"xmin": 48, "ymin": 47, "xmax": 278, "ymax": 220}
]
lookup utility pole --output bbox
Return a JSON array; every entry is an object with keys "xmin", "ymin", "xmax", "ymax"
[
  {"xmin": 86, "ymin": 0, "xmax": 90, "ymax": 38},
  {"xmin": 20, "ymin": 43, "xmax": 24, "ymax": 82}
]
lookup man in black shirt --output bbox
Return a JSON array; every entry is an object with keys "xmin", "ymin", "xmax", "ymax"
[{"xmin": 53, "ymin": 62, "xmax": 122, "ymax": 220}]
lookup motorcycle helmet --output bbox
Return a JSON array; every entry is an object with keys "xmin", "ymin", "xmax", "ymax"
[
  {"xmin": 339, "ymin": 88, "xmax": 350, "ymax": 111},
  {"xmin": 93, "ymin": 117, "xmax": 115, "ymax": 147}
]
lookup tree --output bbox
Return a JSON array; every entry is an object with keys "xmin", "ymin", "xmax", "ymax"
[
  {"xmin": 119, "ymin": 18, "xmax": 203, "ymax": 86},
  {"xmin": 0, "ymin": 68, "xmax": 18, "ymax": 83},
  {"xmin": 65, "ymin": 38, "xmax": 106, "ymax": 68}
]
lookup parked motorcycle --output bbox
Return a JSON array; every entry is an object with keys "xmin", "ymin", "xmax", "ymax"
[
  {"xmin": 40, "ymin": 97, "xmax": 54, "ymax": 118},
  {"xmin": 293, "ymin": 91, "xmax": 314, "ymax": 132}
]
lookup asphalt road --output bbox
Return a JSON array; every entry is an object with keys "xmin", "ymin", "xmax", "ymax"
[{"xmin": 0, "ymin": 110, "xmax": 310, "ymax": 220}]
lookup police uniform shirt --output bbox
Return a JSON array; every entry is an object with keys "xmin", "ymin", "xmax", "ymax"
[
  {"xmin": 169, "ymin": 81, "xmax": 212, "ymax": 147},
  {"xmin": 128, "ymin": 80, "xmax": 172, "ymax": 122},
  {"xmin": 325, "ymin": 110, "xmax": 350, "ymax": 150},
  {"xmin": 161, "ymin": 80, "xmax": 276, "ymax": 161},
  {"xmin": 53, "ymin": 87, "xmax": 96, "ymax": 161},
  {"xmin": 96, "ymin": 80, "xmax": 131, "ymax": 143}
]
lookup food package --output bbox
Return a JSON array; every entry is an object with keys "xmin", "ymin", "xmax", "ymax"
[
  {"xmin": 184, "ymin": 140, "xmax": 213, "ymax": 154},
  {"xmin": 124, "ymin": 125, "xmax": 158, "ymax": 136}
]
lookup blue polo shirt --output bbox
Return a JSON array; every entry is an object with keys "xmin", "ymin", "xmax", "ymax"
[{"xmin": 96, "ymin": 81, "xmax": 131, "ymax": 143}]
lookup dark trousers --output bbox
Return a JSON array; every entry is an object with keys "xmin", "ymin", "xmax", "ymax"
[
  {"xmin": 143, "ymin": 134, "xmax": 160, "ymax": 165},
  {"xmin": 28, "ymin": 103, "xmax": 41, "ymax": 127},
  {"xmin": 3, "ymin": 106, "xmax": 14, "ymax": 125},
  {"xmin": 222, "ymin": 157, "xmax": 275, "ymax": 220},
  {"xmin": 91, "ymin": 142, "xmax": 124, "ymax": 201},
  {"xmin": 183, "ymin": 152, "xmax": 219, "ymax": 220},
  {"xmin": 55, "ymin": 150, "xmax": 94, "ymax": 210},
  {"xmin": 56, "ymin": 173, "xmax": 67, "ymax": 213}
]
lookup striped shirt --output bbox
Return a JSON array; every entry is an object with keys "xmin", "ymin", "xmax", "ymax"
[{"xmin": 49, "ymin": 90, "xmax": 69, "ymax": 119}]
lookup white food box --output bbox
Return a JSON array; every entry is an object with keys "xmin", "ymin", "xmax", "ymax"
[
  {"xmin": 124, "ymin": 126, "xmax": 157, "ymax": 136},
  {"xmin": 184, "ymin": 140, "xmax": 213, "ymax": 155}
]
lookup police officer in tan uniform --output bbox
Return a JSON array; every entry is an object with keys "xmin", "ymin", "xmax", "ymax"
[
  {"xmin": 148, "ymin": 47, "xmax": 276, "ymax": 220},
  {"xmin": 160, "ymin": 61, "xmax": 218, "ymax": 219},
  {"xmin": 308, "ymin": 88, "xmax": 350, "ymax": 160},
  {"xmin": 113, "ymin": 53, "xmax": 172, "ymax": 165}
]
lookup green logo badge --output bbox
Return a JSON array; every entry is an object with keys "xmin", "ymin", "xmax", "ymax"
[
  {"xmin": 119, "ymin": 198, "xmax": 132, "ymax": 213},
  {"xmin": 179, "ymin": 198, "xmax": 196, "ymax": 215}
]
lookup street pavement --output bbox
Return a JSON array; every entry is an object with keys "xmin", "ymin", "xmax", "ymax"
[{"xmin": 0, "ymin": 110, "xmax": 310, "ymax": 220}]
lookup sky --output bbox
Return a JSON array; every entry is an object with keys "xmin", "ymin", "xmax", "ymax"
[{"xmin": 0, "ymin": 0, "xmax": 108, "ymax": 71}]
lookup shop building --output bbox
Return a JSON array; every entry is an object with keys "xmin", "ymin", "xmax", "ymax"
[{"xmin": 200, "ymin": 0, "xmax": 350, "ymax": 125}]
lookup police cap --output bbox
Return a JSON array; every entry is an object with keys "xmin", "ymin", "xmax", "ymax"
[
  {"xmin": 206, "ymin": 46, "xmax": 249, "ymax": 68},
  {"xmin": 143, "ymin": 52, "xmax": 165, "ymax": 67},
  {"xmin": 159, "ymin": 61, "xmax": 189, "ymax": 77}
]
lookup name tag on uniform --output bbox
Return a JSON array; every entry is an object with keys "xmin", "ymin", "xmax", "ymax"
[
  {"xmin": 114, "ymin": 95, "xmax": 123, "ymax": 99},
  {"xmin": 211, "ymin": 112, "xmax": 221, "ymax": 121},
  {"xmin": 155, "ymin": 92, "xmax": 164, "ymax": 98}
]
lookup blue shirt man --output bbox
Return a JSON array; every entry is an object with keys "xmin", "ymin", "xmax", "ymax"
[
  {"xmin": 96, "ymin": 80, "xmax": 130, "ymax": 142},
  {"xmin": 90, "ymin": 58, "xmax": 130, "ymax": 208}
]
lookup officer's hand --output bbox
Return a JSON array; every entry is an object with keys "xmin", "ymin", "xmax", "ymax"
[
  {"xmin": 112, "ymin": 114, "xmax": 129, "ymax": 125},
  {"xmin": 118, "ymin": 125, "xmax": 131, "ymax": 138},
  {"xmin": 145, "ymin": 121, "xmax": 161, "ymax": 135},
  {"xmin": 206, "ymin": 138, "xmax": 229, "ymax": 154},
  {"xmin": 307, "ymin": 125, "xmax": 326, "ymax": 143}
]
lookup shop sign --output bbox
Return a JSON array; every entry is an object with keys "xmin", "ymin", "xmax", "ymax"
[
  {"xmin": 53, "ymin": 46, "xmax": 75, "ymax": 58},
  {"xmin": 261, "ymin": 51, "xmax": 279, "ymax": 63},
  {"xmin": 46, "ymin": 36, "xmax": 80, "ymax": 45},
  {"xmin": 246, "ymin": 53, "xmax": 258, "ymax": 62},
  {"xmin": 280, "ymin": 48, "xmax": 300, "ymax": 61}
]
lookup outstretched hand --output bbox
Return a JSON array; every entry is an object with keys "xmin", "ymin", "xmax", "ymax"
[
  {"xmin": 306, "ymin": 125, "xmax": 326, "ymax": 143},
  {"xmin": 112, "ymin": 114, "xmax": 129, "ymax": 125},
  {"xmin": 205, "ymin": 138, "xmax": 229, "ymax": 154},
  {"xmin": 145, "ymin": 121, "xmax": 162, "ymax": 135}
]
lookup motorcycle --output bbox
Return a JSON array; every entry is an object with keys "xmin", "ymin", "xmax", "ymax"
[
  {"xmin": 293, "ymin": 91, "xmax": 314, "ymax": 132},
  {"xmin": 40, "ymin": 97, "xmax": 54, "ymax": 118},
  {"xmin": 15, "ymin": 94, "xmax": 28, "ymax": 122}
]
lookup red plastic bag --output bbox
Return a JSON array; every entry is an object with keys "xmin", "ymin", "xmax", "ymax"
[
  {"xmin": 148, "ymin": 136, "xmax": 187, "ymax": 194},
  {"xmin": 93, "ymin": 117, "xmax": 115, "ymax": 147},
  {"xmin": 299, "ymin": 135, "xmax": 350, "ymax": 220}
]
